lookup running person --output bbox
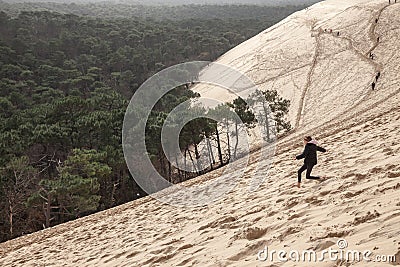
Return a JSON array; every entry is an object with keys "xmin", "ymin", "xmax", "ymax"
[{"xmin": 295, "ymin": 136, "xmax": 327, "ymax": 188}]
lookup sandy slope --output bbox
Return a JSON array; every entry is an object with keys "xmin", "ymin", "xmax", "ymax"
[{"xmin": 1, "ymin": 0, "xmax": 400, "ymax": 266}]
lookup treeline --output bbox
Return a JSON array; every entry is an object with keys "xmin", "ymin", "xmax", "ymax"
[
  {"xmin": 0, "ymin": 2, "xmax": 308, "ymax": 21},
  {"xmin": 142, "ymin": 88, "xmax": 291, "ymax": 184},
  {"xmin": 0, "ymin": 6, "xmax": 291, "ymax": 242}
]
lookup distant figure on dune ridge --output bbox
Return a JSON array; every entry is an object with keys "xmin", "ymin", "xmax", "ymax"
[
  {"xmin": 376, "ymin": 71, "xmax": 381, "ymax": 81},
  {"xmin": 295, "ymin": 136, "xmax": 327, "ymax": 188},
  {"xmin": 369, "ymin": 52, "xmax": 375, "ymax": 60},
  {"xmin": 375, "ymin": 18, "xmax": 378, "ymax": 23},
  {"xmin": 372, "ymin": 81, "xmax": 376, "ymax": 90}
]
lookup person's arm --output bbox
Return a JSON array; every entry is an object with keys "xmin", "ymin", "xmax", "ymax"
[
  {"xmin": 316, "ymin": 146, "xmax": 326, "ymax": 152},
  {"xmin": 296, "ymin": 146, "xmax": 307, "ymax": 159}
]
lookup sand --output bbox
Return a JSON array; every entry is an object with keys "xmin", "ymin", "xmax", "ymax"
[{"xmin": 1, "ymin": 0, "xmax": 400, "ymax": 266}]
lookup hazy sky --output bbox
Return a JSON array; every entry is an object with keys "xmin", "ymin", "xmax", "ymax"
[{"xmin": 2, "ymin": 0, "xmax": 322, "ymax": 6}]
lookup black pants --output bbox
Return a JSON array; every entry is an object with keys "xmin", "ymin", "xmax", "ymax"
[{"xmin": 298, "ymin": 164, "xmax": 320, "ymax": 183}]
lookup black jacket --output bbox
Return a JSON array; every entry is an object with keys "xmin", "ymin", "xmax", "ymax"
[{"xmin": 296, "ymin": 142, "xmax": 326, "ymax": 165}]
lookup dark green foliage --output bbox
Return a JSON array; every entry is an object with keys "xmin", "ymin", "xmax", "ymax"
[
  {"xmin": 248, "ymin": 89, "xmax": 292, "ymax": 138},
  {"xmin": 228, "ymin": 97, "xmax": 257, "ymax": 159},
  {"xmin": 0, "ymin": 3, "xmax": 309, "ymax": 22},
  {"xmin": 28, "ymin": 149, "xmax": 110, "ymax": 225}
]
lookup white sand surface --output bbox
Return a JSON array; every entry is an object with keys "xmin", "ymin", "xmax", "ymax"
[{"xmin": 1, "ymin": 0, "xmax": 400, "ymax": 266}]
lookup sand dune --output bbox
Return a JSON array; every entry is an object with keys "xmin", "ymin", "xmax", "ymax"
[{"xmin": 1, "ymin": 0, "xmax": 400, "ymax": 266}]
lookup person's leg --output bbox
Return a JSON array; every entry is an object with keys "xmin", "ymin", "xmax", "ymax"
[
  {"xmin": 298, "ymin": 164, "xmax": 307, "ymax": 183},
  {"xmin": 306, "ymin": 164, "xmax": 320, "ymax": 180}
]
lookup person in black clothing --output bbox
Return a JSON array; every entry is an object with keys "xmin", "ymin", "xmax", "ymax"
[
  {"xmin": 376, "ymin": 71, "xmax": 381, "ymax": 81},
  {"xmin": 369, "ymin": 52, "xmax": 375, "ymax": 60},
  {"xmin": 295, "ymin": 136, "xmax": 326, "ymax": 188},
  {"xmin": 372, "ymin": 81, "xmax": 376, "ymax": 90}
]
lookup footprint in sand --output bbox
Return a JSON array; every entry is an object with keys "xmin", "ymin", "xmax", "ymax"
[
  {"xmin": 288, "ymin": 210, "xmax": 308, "ymax": 221},
  {"xmin": 304, "ymin": 196, "xmax": 324, "ymax": 205},
  {"xmin": 352, "ymin": 210, "xmax": 380, "ymax": 226},
  {"xmin": 285, "ymin": 198, "xmax": 299, "ymax": 209},
  {"xmin": 388, "ymin": 171, "xmax": 400, "ymax": 178},
  {"xmin": 141, "ymin": 252, "xmax": 177, "ymax": 265},
  {"xmin": 228, "ymin": 240, "xmax": 265, "ymax": 261},
  {"xmin": 102, "ymin": 251, "xmax": 127, "ymax": 263},
  {"xmin": 319, "ymin": 190, "xmax": 331, "ymax": 196},
  {"xmin": 149, "ymin": 245, "xmax": 175, "ymax": 255},
  {"xmin": 177, "ymin": 243, "xmax": 194, "ymax": 251},
  {"xmin": 314, "ymin": 240, "xmax": 336, "ymax": 251},
  {"xmin": 125, "ymin": 251, "xmax": 140, "ymax": 259},
  {"xmin": 176, "ymin": 257, "xmax": 194, "ymax": 266},
  {"xmin": 198, "ymin": 216, "xmax": 237, "ymax": 231},
  {"xmin": 231, "ymin": 227, "xmax": 268, "ymax": 242}
]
